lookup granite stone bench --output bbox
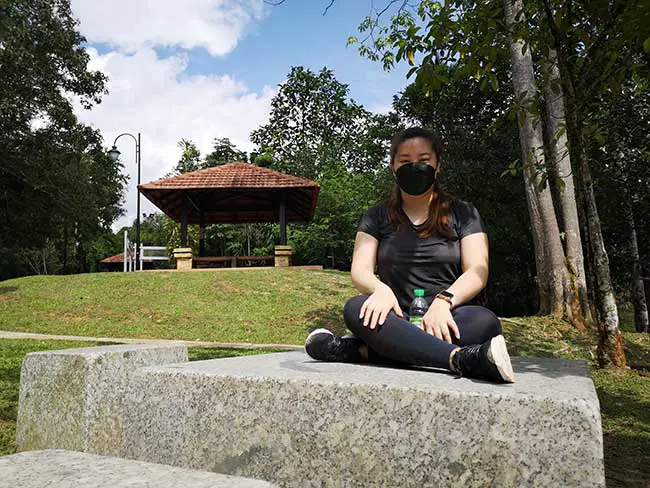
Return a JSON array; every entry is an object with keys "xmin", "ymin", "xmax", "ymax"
[
  {"xmin": 16, "ymin": 345, "xmax": 605, "ymax": 487},
  {"xmin": 16, "ymin": 342, "xmax": 188, "ymax": 455},
  {"xmin": 0, "ymin": 450, "xmax": 277, "ymax": 487}
]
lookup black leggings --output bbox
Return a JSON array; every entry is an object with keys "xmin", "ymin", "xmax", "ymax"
[{"xmin": 343, "ymin": 295, "xmax": 502, "ymax": 370}]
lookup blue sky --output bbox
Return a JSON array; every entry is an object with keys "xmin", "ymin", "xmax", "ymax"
[{"xmin": 70, "ymin": 0, "xmax": 411, "ymax": 228}]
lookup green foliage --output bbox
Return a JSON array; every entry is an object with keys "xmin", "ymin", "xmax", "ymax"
[
  {"xmin": 251, "ymin": 66, "xmax": 386, "ymax": 180},
  {"xmin": 204, "ymin": 137, "xmax": 248, "ymax": 167},
  {"xmin": 173, "ymin": 139, "xmax": 202, "ymax": 174},
  {"xmin": 0, "ymin": 0, "xmax": 124, "ymax": 280},
  {"xmin": 589, "ymin": 80, "xmax": 650, "ymax": 294},
  {"xmin": 250, "ymin": 66, "xmax": 398, "ymax": 268}
]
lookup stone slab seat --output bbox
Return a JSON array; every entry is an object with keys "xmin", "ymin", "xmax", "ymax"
[
  {"xmin": 120, "ymin": 351, "xmax": 605, "ymax": 488},
  {"xmin": 0, "ymin": 450, "xmax": 277, "ymax": 488},
  {"xmin": 16, "ymin": 343, "xmax": 188, "ymax": 455}
]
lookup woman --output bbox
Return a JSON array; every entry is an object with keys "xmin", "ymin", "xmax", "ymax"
[{"xmin": 305, "ymin": 127, "xmax": 514, "ymax": 383}]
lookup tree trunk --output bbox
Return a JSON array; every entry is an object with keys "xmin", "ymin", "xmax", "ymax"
[
  {"xmin": 543, "ymin": 50, "xmax": 591, "ymax": 329},
  {"xmin": 503, "ymin": 0, "xmax": 583, "ymax": 328},
  {"xmin": 578, "ymin": 149, "xmax": 626, "ymax": 367},
  {"xmin": 624, "ymin": 199, "xmax": 649, "ymax": 332},
  {"xmin": 541, "ymin": 0, "xmax": 625, "ymax": 366}
]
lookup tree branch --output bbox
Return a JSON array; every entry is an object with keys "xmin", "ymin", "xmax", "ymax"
[{"xmin": 323, "ymin": 0, "xmax": 336, "ymax": 15}]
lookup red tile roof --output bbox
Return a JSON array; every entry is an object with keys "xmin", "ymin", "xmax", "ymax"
[
  {"xmin": 138, "ymin": 162, "xmax": 318, "ymax": 191},
  {"xmin": 100, "ymin": 254, "xmax": 153, "ymax": 264}
]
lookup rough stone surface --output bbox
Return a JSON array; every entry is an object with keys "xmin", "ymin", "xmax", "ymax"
[
  {"xmin": 120, "ymin": 351, "xmax": 605, "ymax": 487},
  {"xmin": 0, "ymin": 450, "xmax": 277, "ymax": 488},
  {"xmin": 16, "ymin": 343, "xmax": 187, "ymax": 455}
]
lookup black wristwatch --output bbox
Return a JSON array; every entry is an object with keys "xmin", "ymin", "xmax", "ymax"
[{"xmin": 435, "ymin": 290, "xmax": 454, "ymax": 308}]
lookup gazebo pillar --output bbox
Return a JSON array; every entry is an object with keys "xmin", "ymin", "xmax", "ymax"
[
  {"xmin": 275, "ymin": 192, "xmax": 292, "ymax": 267},
  {"xmin": 180, "ymin": 196, "xmax": 189, "ymax": 247},
  {"xmin": 279, "ymin": 193, "xmax": 287, "ymax": 246},
  {"xmin": 199, "ymin": 210, "xmax": 206, "ymax": 257},
  {"xmin": 174, "ymin": 195, "xmax": 192, "ymax": 271}
]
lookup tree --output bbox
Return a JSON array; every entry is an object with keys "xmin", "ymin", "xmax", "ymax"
[
  {"xmin": 251, "ymin": 66, "xmax": 382, "ymax": 180},
  {"xmin": 204, "ymin": 137, "xmax": 248, "ymax": 167},
  {"xmin": 172, "ymin": 139, "xmax": 202, "ymax": 175},
  {"xmin": 251, "ymin": 66, "xmax": 394, "ymax": 268},
  {"xmin": 0, "ymin": 0, "xmax": 125, "ymax": 280}
]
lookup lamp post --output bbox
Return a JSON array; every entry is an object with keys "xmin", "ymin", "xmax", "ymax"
[{"xmin": 108, "ymin": 133, "xmax": 141, "ymax": 270}]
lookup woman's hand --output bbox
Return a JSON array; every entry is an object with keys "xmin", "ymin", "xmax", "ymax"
[
  {"xmin": 359, "ymin": 283, "xmax": 404, "ymax": 329},
  {"xmin": 422, "ymin": 299, "xmax": 460, "ymax": 344}
]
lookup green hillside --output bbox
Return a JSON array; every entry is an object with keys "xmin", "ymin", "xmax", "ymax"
[{"xmin": 0, "ymin": 269, "xmax": 355, "ymax": 344}]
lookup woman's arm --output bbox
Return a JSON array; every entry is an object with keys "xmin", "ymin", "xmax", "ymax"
[
  {"xmin": 350, "ymin": 232, "xmax": 382, "ymax": 295},
  {"xmin": 422, "ymin": 232, "xmax": 489, "ymax": 343},
  {"xmin": 351, "ymin": 232, "xmax": 404, "ymax": 327},
  {"xmin": 444, "ymin": 232, "xmax": 490, "ymax": 308}
]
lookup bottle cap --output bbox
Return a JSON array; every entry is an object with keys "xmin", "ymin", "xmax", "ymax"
[{"xmin": 414, "ymin": 289, "xmax": 424, "ymax": 297}]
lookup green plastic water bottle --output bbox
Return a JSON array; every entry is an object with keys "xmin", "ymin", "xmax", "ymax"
[{"xmin": 409, "ymin": 289, "xmax": 427, "ymax": 329}]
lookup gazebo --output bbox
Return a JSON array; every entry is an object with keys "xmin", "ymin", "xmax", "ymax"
[{"xmin": 138, "ymin": 162, "xmax": 320, "ymax": 269}]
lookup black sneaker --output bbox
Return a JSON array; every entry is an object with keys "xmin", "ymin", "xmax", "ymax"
[
  {"xmin": 305, "ymin": 329, "xmax": 363, "ymax": 362},
  {"xmin": 451, "ymin": 335, "xmax": 515, "ymax": 383}
]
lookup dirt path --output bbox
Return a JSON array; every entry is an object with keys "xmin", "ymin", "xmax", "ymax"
[{"xmin": 0, "ymin": 330, "xmax": 302, "ymax": 350}]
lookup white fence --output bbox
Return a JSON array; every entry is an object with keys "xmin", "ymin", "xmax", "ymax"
[{"xmin": 123, "ymin": 231, "xmax": 169, "ymax": 272}]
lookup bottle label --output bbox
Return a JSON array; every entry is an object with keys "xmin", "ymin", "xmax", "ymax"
[{"xmin": 410, "ymin": 316, "xmax": 423, "ymax": 328}]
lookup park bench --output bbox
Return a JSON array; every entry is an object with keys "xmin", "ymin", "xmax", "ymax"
[
  {"xmin": 16, "ymin": 343, "xmax": 605, "ymax": 487},
  {"xmin": 0, "ymin": 450, "xmax": 277, "ymax": 487},
  {"xmin": 193, "ymin": 255, "xmax": 274, "ymax": 268}
]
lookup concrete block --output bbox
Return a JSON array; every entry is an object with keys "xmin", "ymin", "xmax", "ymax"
[
  {"xmin": 0, "ymin": 450, "xmax": 277, "ymax": 488},
  {"xmin": 273, "ymin": 245, "xmax": 292, "ymax": 267},
  {"xmin": 173, "ymin": 247, "xmax": 193, "ymax": 271},
  {"xmin": 120, "ymin": 351, "xmax": 605, "ymax": 487},
  {"xmin": 16, "ymin": 343, "xmax": 187, "ymax": 455}
]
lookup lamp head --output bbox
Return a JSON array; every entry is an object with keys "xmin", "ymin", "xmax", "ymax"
[{"xmin": 108, "ymin": 146, "xmax": 121, "ymax": 162}]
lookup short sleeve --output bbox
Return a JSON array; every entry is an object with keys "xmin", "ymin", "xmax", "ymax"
[
  {"xmin": 357, "ymin": 205, "xmax": 381, "ymax": 240},
  {"xmin": 453, "ymin": 200, "xmax": 488, "ymax": 239}
]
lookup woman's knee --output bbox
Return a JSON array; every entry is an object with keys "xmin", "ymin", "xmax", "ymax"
[
  {"xmin": 455, "ymin": 305, "xmax": 502, "ymax": 341},
  {"xmin": 476, "ymin": 307, "xmax": 502, "ymax": 337},
  {"xmin": 343, "ymin": 295, "xmax": 368, "ymax": 332}
]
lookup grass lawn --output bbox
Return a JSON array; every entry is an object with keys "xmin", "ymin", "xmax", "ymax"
[
  {"xmin": 0, "ymin": 270, "xmax": 354, "ymax": 344},
  {"xmin": 0, "ymin": 270, "xmax": 648, "ymax": 486}
]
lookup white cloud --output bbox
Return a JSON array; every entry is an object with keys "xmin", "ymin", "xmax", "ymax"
[
  {"xmin": 75, "ymin": 47, "xmax": 276, "ymax": 231},
  {"xmin": 70, "ymin": 0, "xmax": 267, "ymax": 56}
]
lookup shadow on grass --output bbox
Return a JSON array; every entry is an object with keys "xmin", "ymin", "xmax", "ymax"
[
  {"xmin": 303, "ymin": 305, "xmax": 348, "ymax": 336},
  {"xmin": 0, "ymin": 286, "xmax": 18, "ymax": 295},
  {"xmin": 623, "ymin": 334, "xmax": 650, "ymax": 372},
  {"xmin": 603, "ymin": 430, "xmax": 650, "ymax": 488}
]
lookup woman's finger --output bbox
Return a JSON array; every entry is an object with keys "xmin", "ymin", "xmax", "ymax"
[
  {"xmin": 378, "ymin": 307, "xmax": 389, "ymax": 326},
  {"xmin": 369, "ymin": 306, "xmax": 382, "ymax": 330},
  {"xmin": 433, "ymin": 324, "xmax": 443, "ymax": 341},
  {"xmin": 362, "ymin": 300, "xmax": 374, "ymax": 326},
  {"xmin": 359, "ymin": 298, "xmax": 369, "ymax": 320},
  {"xmin": 392, "ymin": 302, "xmax": 404, "ymax": 318},
  {"xmin": 366, "ymin": 304, "xmax": 377, "ymax": 329},
  {"xmin": 448, "ymin": 318, "xmax": 460, "ymax": 340},
  {"xmin": 440, "ymin": 323, "xmax": 452, "ymax": 344}
]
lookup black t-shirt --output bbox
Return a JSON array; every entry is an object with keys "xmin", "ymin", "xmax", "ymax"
[{"xmin": 357, "ymin": 200, "xmax": 487, "ymax": 313}]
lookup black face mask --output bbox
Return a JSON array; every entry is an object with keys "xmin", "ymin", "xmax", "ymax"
[{"xmin": 394, "ymin": 162, "xmax": 436, "ymax": 196}]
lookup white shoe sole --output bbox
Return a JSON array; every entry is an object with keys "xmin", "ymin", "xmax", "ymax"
[
  {"xmin": 488, "ymin": 335, "xmax": 515, "ymax": 383},
  {"xmin": 305, "ymin": 328, "xmax": 334, "ymax": 350}
]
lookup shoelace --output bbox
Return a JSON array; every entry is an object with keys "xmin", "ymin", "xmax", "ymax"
[{"xmin": 453, "ymin": 343, "xmax": 483, "ymax": 376}]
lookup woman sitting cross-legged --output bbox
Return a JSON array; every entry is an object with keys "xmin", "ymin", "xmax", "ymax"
[{"xmin": 305, "ymin": 127, "xmax": 514, "ymax": 384}]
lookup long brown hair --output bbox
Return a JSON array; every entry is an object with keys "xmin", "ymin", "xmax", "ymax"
[{"xmin": 387, "ymin": 127, "xmax": 454, "ymax": 240}]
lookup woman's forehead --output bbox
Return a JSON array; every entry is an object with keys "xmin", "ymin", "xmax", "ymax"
[{"xmin": 398, "ymin": 137, "xmax": 433, "ymax": 154}]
